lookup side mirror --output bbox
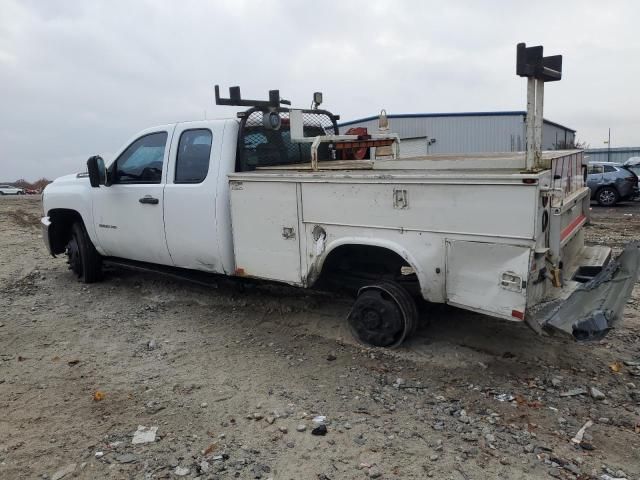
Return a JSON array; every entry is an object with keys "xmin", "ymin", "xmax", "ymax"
[{"xmin": 87, "ymin": 155, "xmax": 106, "ymax": 188}]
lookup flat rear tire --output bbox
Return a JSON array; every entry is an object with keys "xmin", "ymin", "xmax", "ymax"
[{"xmin": 347, "ymin": 281, "xmax": 418, "ymax": 348}]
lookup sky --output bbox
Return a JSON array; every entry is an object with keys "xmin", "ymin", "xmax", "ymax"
[{"xmin": 1, "ymin": 0, "xmax": 640, "ymax": 181}]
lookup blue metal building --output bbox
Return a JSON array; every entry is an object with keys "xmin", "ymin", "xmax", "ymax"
[
  {"xmin": 584, "ymin": 147, "xmax": 640, "ymax": 164},
  {"xmin": 339, "ymin": 111, "xmax": 576, "ymax": 157}
]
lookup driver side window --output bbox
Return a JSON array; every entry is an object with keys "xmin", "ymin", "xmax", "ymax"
[{"xmin": 114, "ymin": 132, "xmax": 168, "ymax": 184}]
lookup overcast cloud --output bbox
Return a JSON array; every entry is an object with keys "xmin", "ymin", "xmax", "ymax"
[{"xmin": 1, "ymin": 0, "xmax": 639, "ymax": 180}]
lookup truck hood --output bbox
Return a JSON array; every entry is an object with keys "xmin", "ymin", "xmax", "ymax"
[
  {"xmin": 51, "ymin": 173, "xmax": 88, "ymax": 184},
  {"xmin": 43, "ymin": 173, "xmax": 90, "ymax": 197}
]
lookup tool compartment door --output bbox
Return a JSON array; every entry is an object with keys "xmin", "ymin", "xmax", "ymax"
[
  {"xmin": 445, "ymin": 240, "xmax": 531, "ymax": 320},
  {"xmin": 229, "ymin": 180, "xmax": 302, "ymax": 284}
]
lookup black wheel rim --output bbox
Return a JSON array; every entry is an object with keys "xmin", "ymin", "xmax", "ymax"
[
  {"xmin": 348, "ymin": 289, "xmax": 405, "ymax": 347},
  {"xmin": 66, "ymin": 236, "xmax": 82, "ymax": 276}
]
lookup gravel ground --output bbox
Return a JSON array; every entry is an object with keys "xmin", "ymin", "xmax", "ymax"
[{"xmin": 0, "ymin": 195, "xmax": 639, "ymax": 480}]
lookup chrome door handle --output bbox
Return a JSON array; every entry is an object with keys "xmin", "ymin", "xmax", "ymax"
[{"xmin": 139, "ymin": 196, "xmax": 159, "ymax": 205}]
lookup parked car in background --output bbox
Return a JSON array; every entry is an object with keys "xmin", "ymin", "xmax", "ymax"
[
  {"xmin": 0, "ymin": 184, "xmax": 25, "ymax": 195},
  {"xmin": 587, "ymin": 161, "xmax": 639, "ymax": 206}
]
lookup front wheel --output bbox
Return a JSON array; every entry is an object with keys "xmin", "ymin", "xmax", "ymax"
[
  {"xmin": 66, "ymin": 222, "xmax": 102, "ymax": 283},
  {"xmin": 347, "ymin": 281, "xmax": 418, "ymax": 348},
  {"xmin": 596, "ymin": 186, "xmax": 619, "ymax": 207}
]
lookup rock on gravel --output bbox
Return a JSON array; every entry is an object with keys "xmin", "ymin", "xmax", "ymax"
[
  {"xmin": 311, "ymin": 424, "xmax": 328, "ymax": 436},
  {"xmin": 560, "ymin": 388, "xmax": 587, "ymax": 397},
  {"xmin": 144, "ymin": 400, "xmax": 165, "ymax": 414},
  {"xmin": 51, "ymin": 463, "xmax": 76, "ymax": 480},
  {"xmin": 131, "ymin": 425, "xmax": 158, "ymax": 444},
  {"xmin": 368, "ymin": 466, "xmax": 383, "ymax": 478},
  {"xmin": 174, "ymin": 466, "xmax": 190, "ymax": 476},
  {"xmin": 590, "ymin": 386, "xmax": 606, "ymax": 400},
  {"xmin": 199, "ymin": 460, "xmax": 210, "ymax": 473},
  {"xmin": 115, "ymin": 453, "xmax": 138, "ymax": 464}
]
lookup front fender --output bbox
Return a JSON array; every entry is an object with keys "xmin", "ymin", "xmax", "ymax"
[{"xmin": 42, "ymin": 175, "xmax": 102, "ymax": 254}]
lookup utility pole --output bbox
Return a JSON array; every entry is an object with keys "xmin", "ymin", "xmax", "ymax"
[{"xmin": 607, "ymin": 128, "xmax": 611, "ymax": 163}]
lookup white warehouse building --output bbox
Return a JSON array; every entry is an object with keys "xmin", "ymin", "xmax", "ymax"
[{"xmin": 339, "ymin": 111, "xmax": 576, "ymax": 158}]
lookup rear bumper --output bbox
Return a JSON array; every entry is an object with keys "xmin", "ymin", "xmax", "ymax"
[
  {"xmin": 540, "ymin": 242, "xmax": 640, "ymax": 340},
  {"xmin": 41, "ymin": 216, "xmax": 54, "ymax": 256}
]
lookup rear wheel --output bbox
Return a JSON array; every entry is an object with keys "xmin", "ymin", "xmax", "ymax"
[
  {"xmin": 596, "ymin": 186, "xmax": 619, "ymax": 207},
  {"xmin": 347, "ymin": 281, "xmax": 418, "ymax": 348},
  {"xmin": 66, "ymin": 222, "xmax": 102, "ymax": 283}
]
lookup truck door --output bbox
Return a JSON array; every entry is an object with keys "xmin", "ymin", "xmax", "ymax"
[
  {"xmin": 92, "ymin": 128, "xmax": 174, "ymax": 265},
  {"xmin": 163, "ymin": 122, "xmax": 225, "ymax": 273}
]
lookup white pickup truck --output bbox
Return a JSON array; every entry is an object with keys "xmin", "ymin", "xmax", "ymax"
[{"xmin": 41, "ymin": 44, "xmax": 639, "ymax": 347}]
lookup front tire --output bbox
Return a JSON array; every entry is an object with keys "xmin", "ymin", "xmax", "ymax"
[
  {"xmin": 66, "ymin": 222, "xmax": 102, "ymax": 283},
  {"xmin": 347, "ymin": 281, "xmax": 418, "ymax": 348},
  {"xmin": 596, "ymin": 186, "xmax": 619, "ymax": 207}
]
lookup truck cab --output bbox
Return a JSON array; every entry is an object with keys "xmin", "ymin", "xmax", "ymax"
[{"xmin": 43, "ymin": 120, "xmax": 239, "ymax": 275}]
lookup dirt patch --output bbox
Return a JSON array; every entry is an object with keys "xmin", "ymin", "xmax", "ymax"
[
  {"xmin": 4, "ymin": 207, "xmax": 41, "ymax": 229},
  {"xmin": 1, "ymin": 195, "xmax": 639, "ymax": 480}
]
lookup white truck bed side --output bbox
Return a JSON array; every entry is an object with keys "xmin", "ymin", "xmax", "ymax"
[{"xmin": 228, "ymin": 167, "xmax": 543, "ymax": 317}]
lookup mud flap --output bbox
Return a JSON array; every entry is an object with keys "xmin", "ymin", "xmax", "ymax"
[{"xmin": 541, "ymin": 242, "xmax": 640, "ymax": 340}]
